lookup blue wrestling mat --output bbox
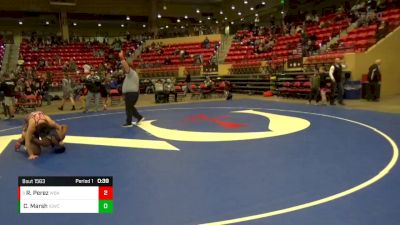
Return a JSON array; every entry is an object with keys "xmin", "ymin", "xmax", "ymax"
[{"xmin": 0, "ymin": 100, "xmax": 399, "ymax": 225}]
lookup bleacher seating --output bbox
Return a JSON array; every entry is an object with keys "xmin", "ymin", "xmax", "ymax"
[
  {"xmin": 139, "ymin": 42, "xmax": 217, "ymax": 66},
  {"xmin": 338, "ymin": 24, "xmax": 378, "ymax": 52},
  {"xmin": 139, "ymin": 65, "xmax": 179, "ymax": 78},
  {"xmin": 19, "ymin": 41, "xmax": 107, "ymax": 73},
  {"xmin": 380, "ymin": 8, "xmax": 400, "ymax": 29},
  {"xmin": 306, "ymin": 18, "xmax": 351, "ymax": 46},
  {"xmin": 305, "ymin": 52, "xmax": 345, "ymax": 64}
]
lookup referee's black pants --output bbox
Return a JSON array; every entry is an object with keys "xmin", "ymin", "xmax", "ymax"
[{"xmin": 124, "ymin": 92, "xmax": 142, "ymax": 124}]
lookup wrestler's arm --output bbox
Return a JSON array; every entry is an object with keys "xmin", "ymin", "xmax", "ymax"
[
  {"xmin": 44, "ymin": 115, "xmax": 62, "ymax": 130},
  {"xmin": 25, "ymin": 120, "xmax": 39, "ymax": 160}
]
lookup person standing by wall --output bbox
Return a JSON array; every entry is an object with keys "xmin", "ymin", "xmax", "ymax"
[
  {"xmin": 328, "ymin": 58, "xmax": 346, "ymax": 105},
  {"xmin": 58, "ymin": 74, "xmax": 76, "ymax": 111},
  {"xmin": 366, "ymin": 59, "xmax": 382, "ymax": 101},
  {"xmin": 0, "ymin": 73, "xmax": 16, "ymax": 119},
  {"xmin": 119, "ymin": 50, "xmax": 144, "ymax": 127},
  {"xmin": 184, "ymin": 69, "xmax": 191, "ymax": 94},
  {"xmin": 308, "ymin": 66, "xmax": 321, "ymax": 105}
]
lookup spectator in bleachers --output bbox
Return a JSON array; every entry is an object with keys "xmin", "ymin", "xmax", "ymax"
[
  {"xmin": 366, "ymin": 11, "xmax": 378, "ymax": 24},
  {"xmin": 154, "ymin": 60, "xmax": 162, "ymax": 68},
  {"xmin": 0, "ymin": 73, "xmax": 16, "ymax": 119},
  {"xmin": 62, "ymin": 61, "xmax": 70, "ymax": 72},
  {"xmin": 256, "ymin": 42, "xmax": 266, "ymax": 54},
  {"xmin": 194, "ymin": 54, "xmax": 203, "ymax": 65},
  {"xmin": 377, "ymin": 0, "xmax": 387, "ymax": 11},
  {"xmin": 210, "ymin": 53, "xmax": 218, "ymax": 66},
  {"xmin": 69, "ymin": 58, "xmax": 77, "ymax": 72},
  {"xmin": 376, "ymin": 21, "xmax": 389, "ymax": 40},
  {"xmin": 164, "ymin": 57, "xmax": 172, "ymax": 65},
  {"xmin": 15, "ymin": 78, "xmax": 25, "ymax": 95},
  {"xmin": 306, "ymin": 12, "xmax": 314, "ymax": 23},
  {"xmin": 204, "ymin": 76, "xmax": 214, "ymax": 90},
  {"xmin": 54, "ymin": 54, "xmax": 62, "ymax": 65},
  {"xmin": 337, "ymin": 5, "xmax": 346, "ymax": 13},
  {"xmin": 154, "ymin": 79, "xmax": 166, "ymax": 103},
  {"xmin": 32, "ymin": 77, "xmax": 42, "ymax": 106},
  {"xmin": 352, "ymin": 0, "xmax": 367, "ymax": 13},
  {"xmin": 38, "ymin": 74, "xmax": 51, "ymax": 105},
  {"xmin": 58, "ymin": 74, "xmax": 76, "ymax": 111},
  {"xmin": 37, "ymin": 58, "xmax": 46, "ymax": 70},
  {"xmin": 179, "ymin": 50, "xmax": 189, "ymax": 61},
  {"xmin": 24, "ymin": 78, "xmax": 34, "ymax": 96},
  {"xmin": 165, "ymin": 78, "xmax": 177, "ymax": 102},
  {"xmin": 83, "ymin": 63, "xmax": 91, "ymax": 74},
  {"xmin": 203, "ymin": 36, "xmax": 210, "ymax": 49}
]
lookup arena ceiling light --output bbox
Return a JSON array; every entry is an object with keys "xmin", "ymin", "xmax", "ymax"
[
  {"xmin": 180, "ymin": 25, "xmax": 184, "ymax": 29},
  {"xmin": 262, "ymin": 1, "xmax": 266, "ymax": 5},
  {"xmin": 255, "ymin": 13, "xmax": 259, "ymax": 17},
  {"xmin": 215, "ymin": 20, "xmax": 219, "ymax": 24},
  {"xmin": 244, "ymin": 0, "xmax": 248, "ymax": 4},
  {"xmin": 126, "ymin": 16, "xmax": 130, "ymax": 21},
  {"xmin": 250, "ymin": 7, "xmax": 254, "ymax": 10},
  {"xmin": 184, "ymin": 15, "xmax": 188, "ymax": 19},
  {"xmin": 166, "ymin": 25, "xmax": 169, "ymax": 28},
  {"xmin": 160, "ymin": 27, "xmax": 164, "ymax": 30},
  {"xmin": 231, "ymin": 5, "xmax": 235, "ymax": 10},
  {"xmin": 241, "ymin": 18, "xmax": 244, "ymax": 21},
  {"xmin": 18, "ymin": 21, "xmax": 23, "ymax": 25},
  {"xmin": 142, "ymin": 24, "xmax": 146, "ymax": 28},
  {"xmin": 121, "ymin": 24, "xmax": 125, "ymax": 27},
  {"xmin": 163, "ymin": 5, "xmax": 167, "ymax": 10},
  {"xmin": 224, "ymin": 17, "xmax": 228, "ymax": 20},
  {"xmin": 220, "ymin": 10, "xmax": 223, "ymax": 14},
  {"xmin": 73, "ymin": 22, "xmax": 77, "ymax": 26},
  {"xmin": 98, "ymin": 23, "xmax": 102, "ymax": 27},
  {"xmin": 45, "ymin": 21, "xmax": 50, "ymax": 25},
  {"xmin": 199, "ymin": 20, "xmax": 202, "ymax": 23},
  {"xmin": 281, "ymin": 11, "xmax": 284, "ymax": 14},
  {"xmin": 177, "ymin": 18, "xmax": 181, "ymax": 23},
  {"xmin": 230, "ymin": 21, "xmax": 234, "ymax": 24},
  {"xmin": 207, "ymin": 16, "xmax": 211, "ymax": 20},
  {"xmin": 157, "ymin": 13, "xmax": 162, "ymax": 19},
  {"xmin": 238, "ymin": 12, "xmax": 242, "ymax": 16},
  {"xmin": 196, "ymin": 9, "xmax": 200, "ymax": 13}
]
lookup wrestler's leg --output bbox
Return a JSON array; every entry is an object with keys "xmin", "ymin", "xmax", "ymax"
[{"xmin": 15, "ymin": 132, "xmax": 26, "ymax": 151}]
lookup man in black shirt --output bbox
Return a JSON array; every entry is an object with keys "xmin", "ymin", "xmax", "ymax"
[
  {"xmin": 83, "ymin": 71, "xmax": 102, "ymax": 113},
  {"xmin": 366, "ymin": 59, "xmax": 382, "ymax": 101},
  {"xmin": 328, "ymin": 58, "xmax": 346, "ymax": 105},
  {"xmin": 0, "ymin": 73, "xmax": 16, "ymax": 119}
]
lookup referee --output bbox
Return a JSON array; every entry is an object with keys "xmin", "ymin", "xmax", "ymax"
[{"xmin": 119, "ymin": 51, "xmax": 144, "ymax": 127}]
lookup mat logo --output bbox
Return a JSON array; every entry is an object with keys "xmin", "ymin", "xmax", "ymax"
[
  {"xmin": 137, "ymin": 110, "xmax": 310, "ymax": 142},
  {"xmin": 0, "ymin": 110, "xmax": 310, "ymax": 153}
]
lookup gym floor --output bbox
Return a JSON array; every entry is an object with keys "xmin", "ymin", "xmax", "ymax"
[{"xmin": 0, "ymin": 95, "xmax": 399, "ymax": 225}]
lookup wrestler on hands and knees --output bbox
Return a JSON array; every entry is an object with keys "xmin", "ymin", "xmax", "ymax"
[{"xmin": 15, "ymin": 111, "xmax": 68, "ymax": 160}]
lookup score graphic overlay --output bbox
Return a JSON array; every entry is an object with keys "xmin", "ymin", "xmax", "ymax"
[{"xmin": 18, "ymin": 177, "xmax": 113, "ymax": 213}]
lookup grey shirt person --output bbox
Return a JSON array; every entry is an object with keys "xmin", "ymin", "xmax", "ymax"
[{"xmin": 122, "ymin": 68, "xmax": 139, "ymax": 93}]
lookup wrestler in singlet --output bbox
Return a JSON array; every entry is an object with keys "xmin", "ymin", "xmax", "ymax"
[{"xmin": 15, "ymin": 111, "xmax": 68, "ymax": 160}]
